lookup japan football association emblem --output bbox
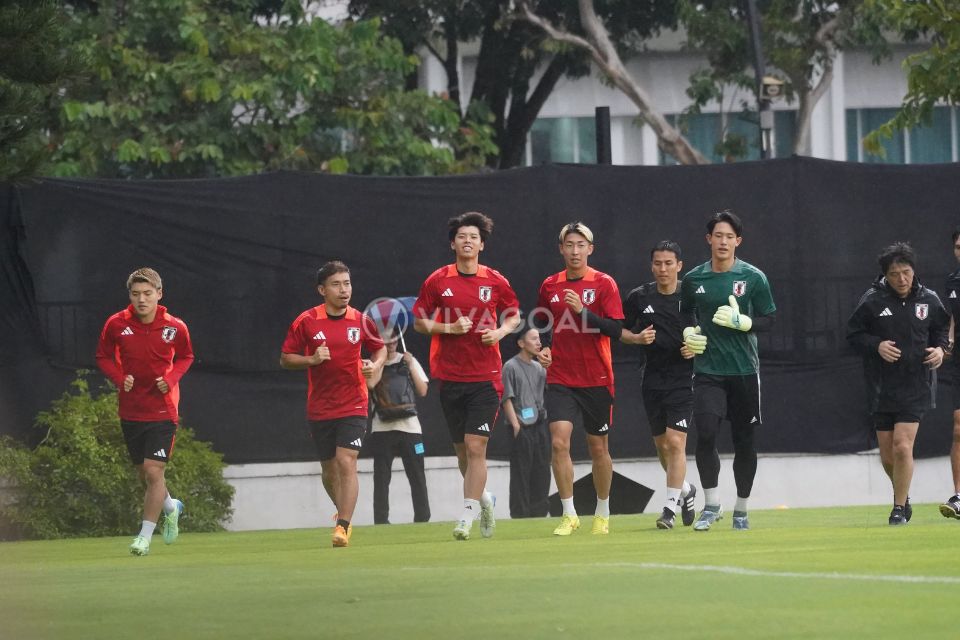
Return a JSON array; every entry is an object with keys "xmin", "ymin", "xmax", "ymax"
[
  {"xmin": 161, "ymin": 326, "xmax": 177, "ymax": 343},
  {"xmin": 582, "ymin": 289, "xmax": 596, "ymax": 305},
  {"xmin": 733, "ymin": 281, "xmax": 747, "ymax": 297},
  {"xmin": 915, "ymin": 304, "xmax": 928, "ymax": 320},
  {"xmin": 478, "ymin": 286, "xmax": 492, "ymax": 303},
  {"xmin": 347, "ymin": 327, "xmax": 361, "ymax": 344}
]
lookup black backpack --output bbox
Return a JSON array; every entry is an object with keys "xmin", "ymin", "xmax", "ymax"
[{"xmin": 372, "ymin": 360, "xmax": 418, "ymax": 421}]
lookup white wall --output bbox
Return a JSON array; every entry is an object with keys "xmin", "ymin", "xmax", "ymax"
[{"xmin": 222, "ymin": 453, "xmax": 955, "ymax": 531}]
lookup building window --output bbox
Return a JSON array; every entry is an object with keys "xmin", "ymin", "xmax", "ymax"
[
  {"xmin": 660, "ymin": 111, "xmax": 797, "ymax": 164},
  {"xmin": 846, "ymin": 107, "xmax": 958, "ymax": 163},
  {"xmin": 527, "ymin": 117, "xmax": 597, "ymax": 165}
]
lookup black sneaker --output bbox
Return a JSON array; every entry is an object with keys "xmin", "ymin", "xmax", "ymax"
[
  {"xmin": 680, "ymin": 484, "xmax": 698, "ymax": 527},
  {"xmin": 904, "ymin": 497, "xmax": 912, "ymax": 523},
  {"xmin": 939, "ymin": 495, "xmax": 960, "ymax": 520},
  {"xmin": 889, "ymin": 505, "xmax": 907, "ymax": 526},
  {"xmin": 656, "ymin": 507, "xmax": 676, "ymax": 529}
]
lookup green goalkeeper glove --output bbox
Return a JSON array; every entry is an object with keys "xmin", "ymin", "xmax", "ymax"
[
  {"xmin": 712, "ymin": 295, "xmax": 752, "ymax": 332},
  {"xmin": 682, "ymin": 326, "xmax": 707, "ymax": 354}
]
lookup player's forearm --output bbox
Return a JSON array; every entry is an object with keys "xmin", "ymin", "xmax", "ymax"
[
  {"xmin": 165, "ymin": 355, "xmax": 194, "ymax": 385},
  {"xmin": 749, "ymin": 312, "xmax": 776, "ymax": 333},
  {"xmin": 582, "ymin": 308, "xmax": 622, "ymax": 339},
  {"xmin": 280, "ymin": 353, "xmax": 314, "ymax": 370},
  {"xmin": 414, "ymin": 317, "xmax": 450, "ymax": 335},
  {"xmin": 95, "ymin": 356, "xmax": 125, "ymax": 387}
]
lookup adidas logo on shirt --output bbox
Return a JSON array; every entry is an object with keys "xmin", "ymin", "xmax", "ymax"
[
  {"xmin": 951, "ymin": 291, "xmax": 957, "ymax": 299},
  {"xmin": 550, "ymin": 294, "xmax": 560, "ymax": 303},
  {"xmin": 878, "ymin": 308, "xmax": 893, "ymax": 317},
  {"xmin": 120, "ymin": 327, "xmax": 134, "ymax": 336},
  {"xmin": 153, "ymin": 448, "xmax": 167, "ymax": 458},
  {"xmin": 477, "ymin": 423, "xmax": 490, "ymax": 433},
  {"xmin": 313, "ymin": 331, "xmax": 326, "ymax": 340},
  {"xmin": 749, "ymin": 416, "xmax": 758, "ymax": 424},
  {"xmin": 441, "ymin": 288, "xmax": 454, "ymax": 297},
  {"xmin": 643, "ymin": 305, "xmax": 655, "ymax": 314},
  {"xmin": 598, "ymin": 424, "xmax": 609, "ymax": 433},
  {"xmin": 349, "ymin": 438, "xmax": 363, "ymax": 447},
  {"xmin": 695, "ymin": 286, "xmax": 706, "ymax": 294}
]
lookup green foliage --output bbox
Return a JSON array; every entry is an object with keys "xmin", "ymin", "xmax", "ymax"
[
  {"xmin": 0, "ymin": 0, "xmax": 85, "ymax": 181},
  {"xmin": 863, "ymin": 0, "xmax": 960, "ymax": 156},
  {"xmin": 0, "ymin": 373, "xmax": 233, "ymax": 540},
  {"xmin": 45, "ymin": 0, "xmax": 493, "ymax": 177},
  {"xmin": 679, "ymin": 0, "xmax": 887, "ymax": 157}
]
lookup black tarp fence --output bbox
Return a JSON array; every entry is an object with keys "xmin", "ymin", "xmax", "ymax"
[{"xmin": 1, "ymin": 157, "xmax": 957, "ymax": 463}]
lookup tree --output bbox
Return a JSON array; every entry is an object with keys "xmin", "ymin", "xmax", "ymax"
[
  {"xmin": 681, "ymin": 0, "xmax": 886, "ymax": 157},
  {"xmin": 350, "ymin": 0, "xmax": 676, "ymax": 169},
  {"xmin": 518, "ymin": 0, "xmax": 709, "ymax": 164},
  {"xmin": 863, "ymin": 0, "xmax": 960, "ymax": 154},
  {"xmin": 0, "ymin": 1, "xmax": 83, "ymax": 181},
  {"xmin": 47, "ymin": 0, "xmax": 495, "ymax": 178}
]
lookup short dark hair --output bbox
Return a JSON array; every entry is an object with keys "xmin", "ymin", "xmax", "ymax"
[
  {"xmin": 516, "ymin": 324, "xmax": 539, "ymax": 346},
  {"xmin": 650, "ymin": 240, "xmax": 682, "ymax": 261},
  {"xmin": 448, "ymin": 211, "xmax": 494, "ymax": 242},
  {"xmin": 707, "ymin": 210, "xmax": 743, "ymax": 236},
  {"xmin": 952, "ymin": 226, "xmax": 960, "ymax": 244},
  {"xmin": 878, "ymin": 242, "xmax": 916, "ymax": 274},
  {"xmin": 317, "ymin": 260, "xmax": 350, "ymax": 285}
]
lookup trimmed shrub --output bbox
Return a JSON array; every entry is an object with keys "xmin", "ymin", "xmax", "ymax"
[{"xmin": 0, "ymin": 372, "xmax": 233, "ymax": 539}]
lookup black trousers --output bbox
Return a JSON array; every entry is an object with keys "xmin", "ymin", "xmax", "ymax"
[
  {"xmin": 371, "ymin": 430, "xmax": 431, "ymax": 524},
  {"xmin": 509, "ymin": 418, "xmax": 551, "ymax": 518}
]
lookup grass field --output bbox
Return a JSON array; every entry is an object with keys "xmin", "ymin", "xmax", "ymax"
[{"xmin": 2, "ymin": 504, "xmax": 958, "ymax": 640}]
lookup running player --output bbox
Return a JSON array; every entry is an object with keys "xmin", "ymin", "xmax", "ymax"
[
  {"xmin": 281, "ymin": 260, "xmax": 386, "ymax": 547},
  {"xmin": 96, "ymin": 268, "xmax": 194, "ymax": 556},
  {"xmin": 413, "ymin": 212, "xmax": 521, "ymax": 540},
  {"xmin": 679, "ymin": 210, "xmax": 776, "ymax": 531},
  {"xmin": 941, "ymin": 226, "xmax": 960, "ymax": 520},
  {"xmin": 621, "ymin": 241, "xmax": 698, "ymax": 529},
  {"xmin": 536, "ymin": 222, "xmax": 624, "ymax": 536}
]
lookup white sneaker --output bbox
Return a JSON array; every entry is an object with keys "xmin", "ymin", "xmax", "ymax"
[
  {"xmin": 452, "ymin": 519, "xmax": 472, "ymax": 540},
  {"xmin": 479, "ymin": 495, "xmax": 496, "ymax": 539}
]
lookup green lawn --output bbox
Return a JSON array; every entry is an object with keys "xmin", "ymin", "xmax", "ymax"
[{"xmin": 2, "ymin": 505, "xmax": 958, "ymax": 639}]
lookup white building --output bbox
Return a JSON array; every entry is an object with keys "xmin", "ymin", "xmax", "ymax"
[{"xmin": 417, "ymin": 34, "xmax": 959, "ymax": 166}]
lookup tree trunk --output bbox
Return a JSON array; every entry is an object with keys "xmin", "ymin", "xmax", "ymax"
[{"xmin": 498, "ymin": 54, "xmax": 570, "ymax": 168}]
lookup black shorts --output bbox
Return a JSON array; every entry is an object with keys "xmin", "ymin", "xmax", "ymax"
[
  {"xmin": 308, "ymin": 416, "xmax": 367, "ymax": 461},
  {"xmin": 693, "ymin": 373, "xmax": 762, "ymax": 428},
  {"xmin": 545, "ymin": 384, "xmax": 613, "ymax": 436},
  {"xmin": 642, "ymin": 386, "xmax": 693, "ymax": 437},
  {"xmin": 437, "ymin": 380, "xmax": 501, "ymax": 443},
  {"xmin": 873, "ymin": 412, "xmax": 923, "ymax": 431},
  {"xmin": 121, "ymin": 420, "xmax": 177, "ymax": 465},
  {"xmin": 953, "ymin": 376, "xmax": 960, "ymax": 412}
]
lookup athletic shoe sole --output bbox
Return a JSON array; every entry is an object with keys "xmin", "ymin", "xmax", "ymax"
[{"xmin": 939, "ymin": 504, "xmax": 960, "ymax": 519}]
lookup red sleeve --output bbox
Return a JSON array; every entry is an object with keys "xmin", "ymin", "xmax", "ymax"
[
  {"xmin": 361, "ymin": 314, "xmax": 385, "ymax": 354},
  {"xmin": 496, "ymin": 273, "xmax": 520, "ymax": 321},
  {"xmin": 601, "ymin": 275, "xmax": 625, "ymax": 320},
  {"xmin": 95, "ymin": 318, "xmax": 124, "ymax": 387},
  {"xmin": 281, "ymin": 315, "xmax": 308, "ymax": 354},
  {"xmin": 165, "ymin": 321, "xmax": 194, "ymax": 386},
  {"xmin": 412, "ymin": 271, "xmax": 439, "ymax": 320},
  {"xmin": 536, "ymin": 278, "xmax": 549, "ymax": 310}
]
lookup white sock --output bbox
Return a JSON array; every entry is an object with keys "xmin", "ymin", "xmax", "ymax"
[
  {"xmin": 163, "ymin": 494, "xmax": 177, "ymax": 514},
  {"xmin": 479, "ymin": 491, "xmax": 494, "ymax": 509},
  {"xmin": 704, "ymin": 488, "xmax": 720, "ymax": 507},
  {"xmin": 663, "ymin": 488, "xmax": 682, "ymax": 514},
  {"xmin": 595, "ymin": 497, "xmax": 610, "ymax": 518},
  {"xmin": 735, "ymin": 496, "xmax": 749, "ymax": 513},
  {"xmin": 681, "ymin": 481, "xmax": 692, "ymax": 497},
  {"xmin": 460, "ymin": 499, "xmax": 480, "ymax": 523},
  {"xmin": 561, "ymin": 497, "xmax": 577, "ymax": 516},
  {"xmin": 138, "ymin": 520, "xmax": 157, "ymax": 540}
]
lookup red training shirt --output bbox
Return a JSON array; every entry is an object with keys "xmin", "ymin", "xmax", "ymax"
[
  {"xmin": 537, "ymin": 268, "xmax": 624, "ymax": 392},
  {"xmin": 281, "ymin": 305, "xmax": 384, "ymax": 421},
  {"xmin": 413, "ymin": 264, "xmax": 520, "ymax": 383},
  {"xmin": 96, "ymin": 305, "xmax": 194, "ymax": 423}
]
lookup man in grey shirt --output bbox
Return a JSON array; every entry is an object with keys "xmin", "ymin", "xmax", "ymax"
[{"xmin": 502, "ymin": 326, "xmax": 550, "ymax": 518}]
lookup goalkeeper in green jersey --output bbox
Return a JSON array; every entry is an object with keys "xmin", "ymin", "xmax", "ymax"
[{"xmin": 679, "ymin": 210, "xmax": 777, "ymax": 531}]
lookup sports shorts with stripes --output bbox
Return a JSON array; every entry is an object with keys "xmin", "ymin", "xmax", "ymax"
[
  {"xmin": 545, "ymin": 384, "xmax": 613, "ymax": 436},
  {"xmin": 308, "ymin": 416, "xmax": 367, "ymax": 461}
]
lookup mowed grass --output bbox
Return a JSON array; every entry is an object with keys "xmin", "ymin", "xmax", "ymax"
[{"xmin": 2, "ymin": 505, "xmax": 958, "ymax": 640}]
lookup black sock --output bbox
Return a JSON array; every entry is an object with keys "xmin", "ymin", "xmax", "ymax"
[{"xmin": 337, "ymin": 518, "xmax": 351, "ymax": 530}]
